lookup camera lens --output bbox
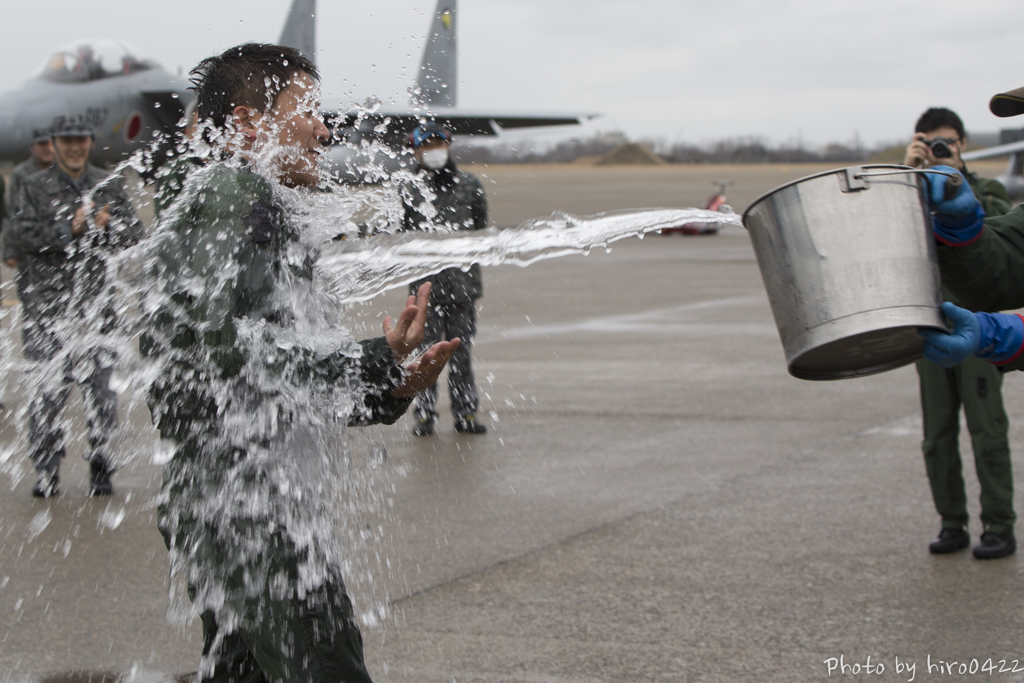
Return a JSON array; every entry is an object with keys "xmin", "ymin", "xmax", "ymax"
[{"xmin": 930, "ymin": 139, "xmax": 952, "ymax": 158}]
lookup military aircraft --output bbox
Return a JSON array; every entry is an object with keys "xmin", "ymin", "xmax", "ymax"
[
  {"xmin": 0, "ymin": 2, "xmax": 313, "ymax": 166},
  {"xmin": 322, "ymin": 0, "xmax": 597, "ymax": 179},
  {"xmin": 0, "ymin": 0, "xmax": 593, "ymax": 173},
  {"xmin": 0, "ymin": 39, "xmax": 193, "ymax": 166}
]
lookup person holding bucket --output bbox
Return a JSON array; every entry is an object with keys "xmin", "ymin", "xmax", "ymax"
[
  {"xmin": 914, "ymin": 88, "xmax": 1024, "ymax": 559},
  {"xmin": 903, "ymin": 108, "xmax": 1016, "ymax": 559}
]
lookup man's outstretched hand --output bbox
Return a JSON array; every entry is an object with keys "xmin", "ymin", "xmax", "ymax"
[
  {"xmin": 384, "ymin": 282, "xmax": 432, "ymax": 361},
  {"xmin": 392, "ymin": 338, "xmax": 462, "ymax": 399},
  {"xmin": 384, "ymin": 281, "xmax": 461, "ymax": 398}
]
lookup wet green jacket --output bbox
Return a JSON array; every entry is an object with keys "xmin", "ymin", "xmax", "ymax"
[
  {"xmin": 967, "ymin": 169, "xmax": 1013, "ymax": 219},
  {"xmin": 153, "ymin": 153, "xmax": 203, "ymax": 220},
  {"xmin": 402, "ymin": 163, "xmax": 487, "ymax": 303},
  {"xmin": 940, "ymin": 171, "xmax": 1013, "ymax": 309},
  {"xmin": 145, "ymin": 161, "xmax": 411, "ymax": 440}
]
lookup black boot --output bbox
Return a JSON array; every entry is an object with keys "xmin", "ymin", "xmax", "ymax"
[
  {"xmin": 89, "ymin": 457, "xmax": 114, "ymax": 496},
  {"xmin": 412, "ymin": 418, "xmax": 436, "ymax": 437},
  {"xmin": 929, "ymin": 528, "xmax": 969, "ymax": 554},
  {"xmin": 32, "ymin": 469, "xmax": 59, "ymax": 498},
  {"xmin": 973, "ymin": 532, "xmax": 1016, "ymax": 559},
  {"xmin": 454, "ymin": 415, "xmax": 487, "ymax": 434}
]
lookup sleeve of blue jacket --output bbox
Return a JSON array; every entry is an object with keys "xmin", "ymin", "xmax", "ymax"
[
  {"xmin": 975, "ymin": 312, "xmax": 1024, "ymax": 364},
  {"xmin": 919, "ymin": 301, "xmax": 1024, "ymax": 368}
]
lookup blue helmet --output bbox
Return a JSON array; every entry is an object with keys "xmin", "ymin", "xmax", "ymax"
[{"xmin": 408, "ymin": 122, "xmax": 451, "ymax": 148}]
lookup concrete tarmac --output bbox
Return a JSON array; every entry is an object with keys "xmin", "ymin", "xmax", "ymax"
[{"xmin": 2, "ymin": 161, "xmax": 1023, "ymax": 682}]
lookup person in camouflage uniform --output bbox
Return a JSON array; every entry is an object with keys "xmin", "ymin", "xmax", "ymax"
[
  {"xmin": 902, "ymin": 108, "xmax": 1017, "ymax": 558},
  {"xmin": 145, "ymin": 44, "xmax": 458, "ymax": 682},
  {"xmin": 9, "ymin": 119, "xmax": 142, "ymax": 498},
  {"xmin": 3, "ymin": 132, "xmax": 55, "ymax": 271},
  {"xmin": 401, "ymin": 123, "xmax": 488, "ymax": 435}
]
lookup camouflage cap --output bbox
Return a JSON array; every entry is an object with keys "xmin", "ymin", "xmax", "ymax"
[
  {"xmin": 31, "ymin": 128, "xmax": 52, "ymax": 144},
  {"xmin": 50, "ymin": 115, "xmax": 94, "ymax": 138},
  {"xmin": 990, "ymin": 86, "xmax": 1024, "ymax": 118}
]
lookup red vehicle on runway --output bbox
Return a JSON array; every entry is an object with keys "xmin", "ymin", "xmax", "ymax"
[{"xmin": 662, "ymin": 180, "xmax": 734, "ymax": 235}]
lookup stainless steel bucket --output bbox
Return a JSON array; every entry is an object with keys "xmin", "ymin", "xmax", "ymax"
[{"xmin": 743, "ymin": 165, "xmax": 947, "ymax": 380}]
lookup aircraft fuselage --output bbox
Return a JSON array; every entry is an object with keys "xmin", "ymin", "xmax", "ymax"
[{"xmin": 0, "ymin": 69, "xmax": 191, "ymax": 166}]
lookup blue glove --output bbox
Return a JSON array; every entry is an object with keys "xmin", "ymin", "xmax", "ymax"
[
  {"xmin": 924, "ymin": 166, "xmax": 985, "ymax": 245},
  {"xmin": 918, "ymin": 301, "xmax": 1024, "ymax": 368}
]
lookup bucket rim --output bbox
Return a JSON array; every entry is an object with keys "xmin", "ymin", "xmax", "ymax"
[{"xmin": 741, "ymin": 164, "xmax": 918, "ymax": 227}]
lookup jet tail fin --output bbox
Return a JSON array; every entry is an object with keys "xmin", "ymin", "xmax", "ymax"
[
  {"xmin": 279, "ymin": 0, "xmax": 316, "ymax": 64},
  {"xmin": 413, "ymin": 0, "xmax": 457, "ymax": 108}
]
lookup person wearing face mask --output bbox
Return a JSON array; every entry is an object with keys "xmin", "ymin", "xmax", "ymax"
[{"xmin": 402, "ymin": 123, "xmax": 489, "ymax": 435}]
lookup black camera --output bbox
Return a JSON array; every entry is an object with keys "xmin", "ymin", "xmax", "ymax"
[{"xmin": 925, "ymin": 137, "xmax": 956, "ymax": 159}]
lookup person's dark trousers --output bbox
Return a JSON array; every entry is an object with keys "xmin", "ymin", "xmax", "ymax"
[
  {"xmin": 917, "ymin": 356, "xmax": 1016, "ymax": 536},
  {"xmin": 196, "ymin": 580, "xmax": 372, "ymax": 683},
  {"xmin": 414, "ymin": 300, "xmax": 479, "ymax": 422},
  {"xmin": 159, "ymin": 504, "xmax": 374, "ymax": 683},
  {"xmin": 28, "ymin": 348, "xmax": 118, "ymax": 474}
]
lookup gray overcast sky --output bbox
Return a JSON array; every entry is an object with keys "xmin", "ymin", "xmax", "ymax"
[{"xmin": 1, "ymin": 0, "xmax": 1022, "ymax": 148}]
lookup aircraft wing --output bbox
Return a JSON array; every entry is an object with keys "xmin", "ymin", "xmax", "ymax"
[
  {"xmin": 962, "ymin": 140, "xmax": 1024, "ymax": 162},
  {"xmin": 329, "ymin": 106, "xmax": 599, "ymax": 142}
]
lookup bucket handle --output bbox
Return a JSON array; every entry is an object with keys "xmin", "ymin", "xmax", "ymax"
[{"xmin": 848, "ymin": 167, "xmax": 963, "ymax": 200}]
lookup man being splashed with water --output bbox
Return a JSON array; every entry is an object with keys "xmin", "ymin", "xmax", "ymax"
[{"xmin": 144, "ymin": 44, "xmax": 458, "ymax": 682}]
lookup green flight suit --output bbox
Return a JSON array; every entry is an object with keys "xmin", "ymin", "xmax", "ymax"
[
  {"xmin": 153, "ymin": 152, "xmax": 202, "ymax": 219},
  {"xmin": 918, "ymin": 170, "xmax": 1015, "ymax": 535},
  {"xmin": 144, "ymin": 160, "xmax": 411, "ymax": 682}
]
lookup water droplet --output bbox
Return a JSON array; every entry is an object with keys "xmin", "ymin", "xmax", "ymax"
[
  {"xmin": 100, "ymin": 504, "xmax": 126, "ymax": 531},
  {"xmin": 26, "ymin": 510, "xmax": 52, "ymax": 542}
]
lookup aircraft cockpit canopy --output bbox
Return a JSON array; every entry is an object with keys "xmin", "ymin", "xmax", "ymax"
[{"xmin": 36, "ymin": 40, "xmax": 158, "ymax": 83}]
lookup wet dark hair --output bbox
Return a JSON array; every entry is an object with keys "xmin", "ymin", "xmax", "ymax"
[
  {"xmin": 189, "ymin": 43, "xmax": 320, "ymax": 131},
  {"xmin": 915, "ymin": 107, "xmax": 966, "ymax": 140}
]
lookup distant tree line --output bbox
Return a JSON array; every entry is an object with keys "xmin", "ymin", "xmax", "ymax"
[
  {"xmin": 659, "ymin": 137, "xmax": 869, "ymax": 164},
  {"xmin": 451, "ymin": 133, "xmax": 905, "ymax": 165},
  {"xmin": 452, "ymin": 133, "xmax": 629, "ymax": 165}
]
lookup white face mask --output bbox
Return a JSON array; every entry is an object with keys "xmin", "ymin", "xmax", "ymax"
[{"xmin": 421, "ymin": 147, "xmax": 449, "ymax": 170}]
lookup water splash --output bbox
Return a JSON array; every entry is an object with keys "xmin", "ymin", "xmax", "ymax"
[
  {"xmin": 0, "ymin": 97, "xmax": 737, "ymax": 675},
  {"xmin": 24, "ymin": 510, "xmax": 52, "ymax": 542}
]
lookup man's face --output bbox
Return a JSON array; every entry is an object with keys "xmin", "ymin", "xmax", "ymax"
[
  {"xmin": 53, "ymin": 135, "xmax": 92, "ymax": 175},
  {"xmin": 920, "ymin": 126, "xmax": 965, "ymax": 167},
  {"xmin": 258, "ymin": 71, "xmax": 329, "ymax": 187},
  {"xmin": 30, "ymin": 140, "xmax": 55, "ymax": 166}
]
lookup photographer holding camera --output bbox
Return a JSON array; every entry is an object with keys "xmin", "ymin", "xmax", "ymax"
[
  {"xmin": 904, "ymin": 107, "xmax": 1017, "ymax": 559},
  {"xmin": 904, "ymin": 107, "xmax": 1012, "ymax": 215}
]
